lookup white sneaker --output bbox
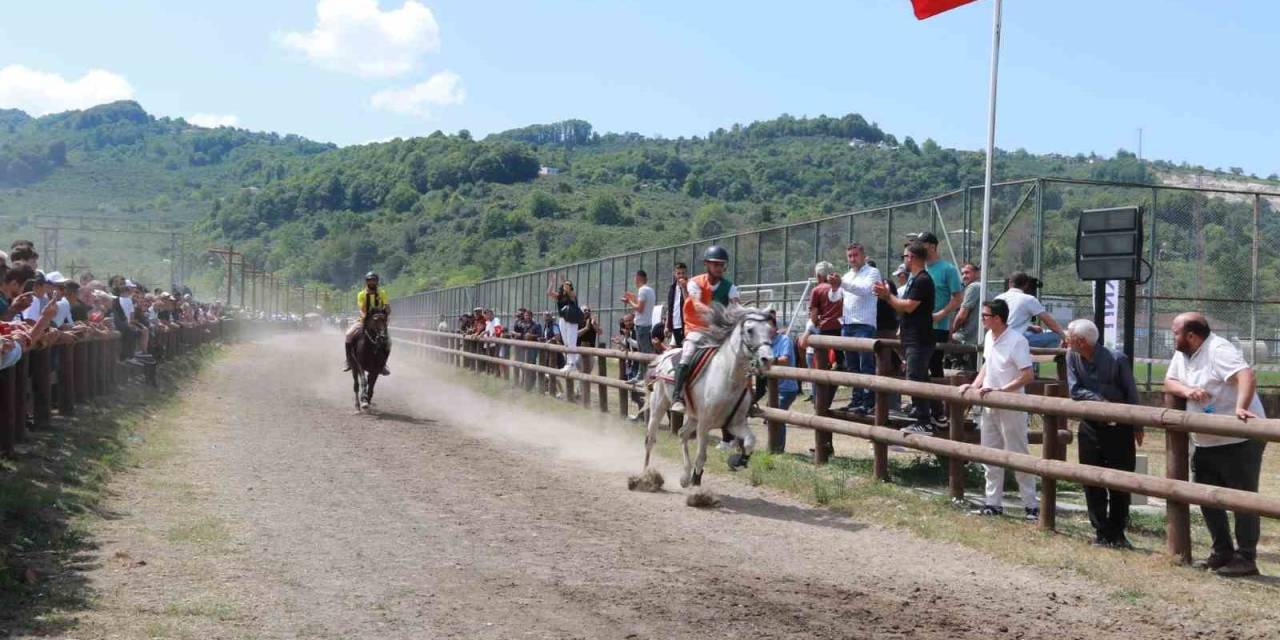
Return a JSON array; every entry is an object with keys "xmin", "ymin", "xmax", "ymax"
[
  {"xmin": 715, "ymin": 440, "xmax": 734, "ymax": 452},
  {"xmin": 670, "ymin": 401, "xmax": 685, "ymax": 413}
]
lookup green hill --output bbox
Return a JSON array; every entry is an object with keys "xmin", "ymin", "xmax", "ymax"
[{"xmin": 7, "ymin": 102, "xmax": 1271, "ymax": 306}]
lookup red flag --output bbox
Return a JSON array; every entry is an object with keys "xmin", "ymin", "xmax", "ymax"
[{"xmin": 911, "ymin": 0, "xmax": 979, "ymax": 19}]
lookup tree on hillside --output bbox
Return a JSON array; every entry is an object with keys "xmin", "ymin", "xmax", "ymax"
[{"xmin": 588, "ymin": 195, "xmax": 623, "ymax": 225}]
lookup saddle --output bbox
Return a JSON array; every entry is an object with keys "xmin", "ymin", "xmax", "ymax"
[{"xmin": 652, "ymin": 346, "xmax": 718, "ymax": 385}]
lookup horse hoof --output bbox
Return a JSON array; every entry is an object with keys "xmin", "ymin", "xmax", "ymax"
[
  {"xmin": 679, "ymin": 476, "xmax": 691, "ymax": 489},
  {"xmin": 727, "ymin": 453, "xmax": 746, "ymax": 471}
]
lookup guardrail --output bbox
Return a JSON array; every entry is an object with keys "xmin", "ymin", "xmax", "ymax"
[
  {"xmin": 393, "ymin": 326, "xmax": 1280, "ymax": 563},
  {"xmin": 0, "ymin": 319, "xmax": 243, "ymax": 458}
]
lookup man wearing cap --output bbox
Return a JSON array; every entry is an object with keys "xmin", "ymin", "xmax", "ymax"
[
  {"xmin": 914, "ymin": 231, "xmax": 963, "ymax": 427},
  {"xmin": 670, "ymin": 245, "xmax": 740, "ymax": 413},
  {"xmin": 344, "ymin": 272, "xmax": 392, "ymax": 376},
  {"xmin": 44, "ymin": 272, "xmax": 74, "ymax": 328}
]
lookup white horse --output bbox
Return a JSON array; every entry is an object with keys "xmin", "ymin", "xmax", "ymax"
[{"xmin": 642, "ymin": 304, "xmax": 774, "ymax": 488}]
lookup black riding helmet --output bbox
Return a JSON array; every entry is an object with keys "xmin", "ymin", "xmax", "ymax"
[
  {"xmin": 703, "ymin": 245, "xmax": 729, "ymax": 263},
  {"xmin": 365, "ymin": 271, "xmax": 379, "ymax": 282}
]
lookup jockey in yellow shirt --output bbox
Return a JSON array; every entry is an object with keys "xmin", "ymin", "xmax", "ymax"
[
  {"xmin": 344, "ymin": 271, "xmax": 391, "ymax": 375},
  {"xmin": 670, "ymin": 245, "xmax": 740, "ymax": 413}
]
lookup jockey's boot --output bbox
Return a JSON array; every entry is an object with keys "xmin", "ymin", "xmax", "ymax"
[
  {"xmin": 381, "ymin": 364, "xmax": 390, "ymax": 376},
  {"xmin": 669, "ymin": 361, "xmax": 691, "ymax": 413},
  {"xmin": 343, "ymin": 341, "xmax": 355, "ymax": 372}
]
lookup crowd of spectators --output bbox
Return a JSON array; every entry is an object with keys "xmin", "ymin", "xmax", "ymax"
[
  {"xmin": 0, "ymin": 239, "xmax": 225, "ymax": 377},
  {"xmin": 439, "ymin": 235, "xmax": 1268, "ymax": 576}
]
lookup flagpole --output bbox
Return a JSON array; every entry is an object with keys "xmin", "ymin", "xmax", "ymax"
[{"xmin": 976, "ymin": 0, "xmax": 1002, "ymax": 314}]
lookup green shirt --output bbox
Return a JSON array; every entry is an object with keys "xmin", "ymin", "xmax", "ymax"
[{"xmin": 926, "ymin": 259, "xmax": 962, "ymax": 331}]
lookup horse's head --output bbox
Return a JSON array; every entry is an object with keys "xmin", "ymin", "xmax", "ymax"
[
  {"xmin": 365, "ymin": 308, "xmax": 389, "ymax": 340},
  {"xmin": 738, "ymin": 309, "xmax": 775, "ymax": 373}
]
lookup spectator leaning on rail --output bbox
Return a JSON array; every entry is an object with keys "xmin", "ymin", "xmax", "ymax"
[
  {"xmin": 1065, "ymin": 318, "xmax": 1142, "ymax": 549},
  {"xmin": 622, "ymin": 270, "xmax": 656, "ymax": 383},
  {"xmin": 960, "ymin": 298, "xmax": 1039, "ymax": 520},
  {"xmin": 912, "ymin": 231, "xmax": 963, "ymax": 428},
  {"xmin": 996, "ymin": 272, "xmax": 1066, "ymax": 349},
  {"xmin": 1164, "ymin": 312, "xmax": 1267, "ymax": 577},
  {"xmin": 670, "ymin": 245, "xmax": 740, "ymax": 413},
  {"xmin": 827, "ymin": 242, "xmax": 881, "ymax": 416},
  {"xmin": 875, "ymin": 241, "xmax": 936, "ymax": 433},
  {"xmin": 664, "ymin": 262, "xmax": 689, "ymax": 347},
  {"xmin": 950, "ymin": 262, "xmax": 983, "ymax": 373}
]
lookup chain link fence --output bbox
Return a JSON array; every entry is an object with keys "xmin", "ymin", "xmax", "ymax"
[{"xmin": 393, "ymin": 177, "xmax": 1280, "ymax": 385}]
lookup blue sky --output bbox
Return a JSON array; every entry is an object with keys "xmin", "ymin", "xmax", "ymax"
[{"xmin": 0, "ymin": 0, "xmax": 1276, "ymax": 177}]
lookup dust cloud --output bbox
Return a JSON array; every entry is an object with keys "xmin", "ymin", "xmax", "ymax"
[{"xmin": 276, "ymin": 330, "xmax": 675, "ymax": 478}]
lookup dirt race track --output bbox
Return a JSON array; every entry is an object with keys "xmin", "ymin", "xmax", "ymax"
[{"xmin": 55, "ymin": 333, "xmax": 1255, "ymax": 639}]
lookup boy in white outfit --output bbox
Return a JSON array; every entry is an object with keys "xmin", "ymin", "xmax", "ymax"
[{"xmin": 959, "ymin": 298, "xmax": 1039, "ymax": 520}]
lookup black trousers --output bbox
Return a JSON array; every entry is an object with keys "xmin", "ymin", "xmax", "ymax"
[
  {"xmin": 929, "ymin": 329, "xmax": 950, "ymax": 416},
  {"xmin": 671, "ymin": 327, "xmax": 685, "ymax": 347},
  {"xmin": 903, "ymin": 341, "xmax": 935, "ymax": 426},
  {"xmin": 1193, "ymin": 439, "xmax": 1267, "ymax": 560},
  {"xmin": 1078, "ymin": 421, "xmax": 1136, "ymax": 541}
]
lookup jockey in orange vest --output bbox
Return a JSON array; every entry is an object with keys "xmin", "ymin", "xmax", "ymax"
[{"xmin": 670, "ymin": 245, "xmax": 740, "ymax": 413}]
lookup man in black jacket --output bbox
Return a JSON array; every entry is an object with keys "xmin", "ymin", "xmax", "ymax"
[
  {"xmin": 1065, "ymin": 318, "xmax": 1142, "ymax": 549},
  {"xmin": 664, "ymin": 262, "xmax": 688, "ymax": 347}
]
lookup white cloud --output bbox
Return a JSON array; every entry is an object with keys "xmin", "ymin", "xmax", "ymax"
[
  {"xmin": 279, "ymin": 0, "xmax": 440, "ymax": 78},
  {"xmin": 0, "ymin": 64, "xmax": 134, "ymax": 116},
  {"xmin": 187, "ymin": 113, "xmax": 240, "ymax": 128},
  {"xmin": 369, "ymin": 70, "xmax": 464, "ymax": 118}
]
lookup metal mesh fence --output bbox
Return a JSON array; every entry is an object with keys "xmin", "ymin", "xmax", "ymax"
[{"xmin": 393, "ymin": 177, "xmax": 1280, "ymax": 375}]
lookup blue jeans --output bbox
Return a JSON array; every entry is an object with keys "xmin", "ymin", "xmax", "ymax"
[
  {"xmin": 634, "ymin": 325, "xmax": 653, "ymax": 378},
  {"xmin": 841, "ymin": 323, "xmax": 876, "ymax": 408},
  {"xmin": 774, "ymin": 389, "xmax": 799, "ymax": 450},
  {"xmin": 1025, "ymin": 330, "xmax": 1060, "ymax": 348}
]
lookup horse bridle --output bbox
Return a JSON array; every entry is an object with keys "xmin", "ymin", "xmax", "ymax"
[
  {"xmin": 738, "ymin": 313, "xmax": 772, "ymax": 375},
  {"xmin": 364, "ymin": 312, "xmax": 389, "ymax": 347}
]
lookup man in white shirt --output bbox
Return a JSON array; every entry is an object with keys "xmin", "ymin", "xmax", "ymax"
[
  {"xmin": 959, "ymin": 298, "xmax": 1038, "ymax": 521},
  {"xmin": 20, "ymin": 272, "xmax": 48, "ymax": 323},
  {"xmin": 1164, "ymin": 312, "xmax": 1266, "ymax": 577},
  {"xmin": 827, "ymin": 243, "xmax": 881, "ymax": 414},
  {"xmin": 44, "ymin": 272, "xmax": 73, "ymax": 327},
  {"xmin": 623, "ymin": 270, "xmax": 656, "ymax": 383},
  {"xmin": 995, "ymin": 272, "xmax": 1065, "ymax": 348}
]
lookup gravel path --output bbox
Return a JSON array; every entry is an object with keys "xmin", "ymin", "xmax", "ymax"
[{"xmin": 62, "ymin": 334, "xmax": 1207, "ymax": 639}]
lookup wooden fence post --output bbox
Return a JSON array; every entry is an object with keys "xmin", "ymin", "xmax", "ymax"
[
  {"xmin": 947, "ymin": 392, "xmax": 967, "ymax": 501},
  {"xmin": 57, "ymin": 343, "xmax": 75, "ymax": 416},
  {"xmin": 872, "ymin": 344, "xmax": 891, "ymax": 481},
  {"xmin": 0, "ymin": 365, "xmax": 15, "ymax": 456},
  {"xmin": 1164, "ymin": 392, "xmax": 1193, "ymax": 564},
  {"xmin": 596, "ymin": 354, "xmax": 609, "ymax": 413},
  {"xmin": 766, "ymin": 377, "xmax": 785, "ymax": 454},
  {"xmin": 30, "ymin": 348, "xmax": 52, "ymax": 430},
  {"xmin": 1040, "ymin": 383, "xmax": 1061, "ymax": 532},
  {"xmin": 617, "ymin": 355, "xmax": 630, "ymax": 420},
  {"xmin": 812, "ymin": 345, "xmax": 834, "ymax": 465},
  {"xmin": 13, "ymin": 352, "xmax": 29, "ymax": 443}
]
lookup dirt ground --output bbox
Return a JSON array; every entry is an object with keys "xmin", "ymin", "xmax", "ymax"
[{"xmin": 47, "ymin": 333, "xmax": 1264, "ymax": 639}]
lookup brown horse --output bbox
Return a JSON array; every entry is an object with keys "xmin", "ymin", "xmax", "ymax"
[{"xmin": 351, "ymin": 308, "xmax": 391, "ymax": 411}]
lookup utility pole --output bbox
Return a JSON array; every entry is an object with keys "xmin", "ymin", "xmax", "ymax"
[
  {"xmin": 207, "ymin": 246, "xmax": 242, "ymax": 306},
  {"xmin": 1137, "ymin": 127, "xmax": 1143, "ymax": 162}
]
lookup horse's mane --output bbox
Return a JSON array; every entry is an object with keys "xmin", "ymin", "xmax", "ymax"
[{"xmin": 697, "ymin": 303, "xmax": 770, "ymax": 344}]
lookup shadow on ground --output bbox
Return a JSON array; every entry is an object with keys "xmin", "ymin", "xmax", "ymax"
[{"xmin": 0, "ymin": 347, "xmax": 218, "ymax": 637}]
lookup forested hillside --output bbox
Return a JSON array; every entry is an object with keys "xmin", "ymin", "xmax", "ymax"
[{"xmin": 5, "ymin": 102, "xmax": 1268, "ymax": 301}]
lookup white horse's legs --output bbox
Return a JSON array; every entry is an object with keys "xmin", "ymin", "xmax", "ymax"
[
  {"xmin": 644, "ymin": 383, "xmax": 671, "ymax": 469},
  {"xmin": 692, "ymin": 422, "xmax": 709, "ymax": 487}
]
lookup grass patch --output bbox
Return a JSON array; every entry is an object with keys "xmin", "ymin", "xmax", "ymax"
[
  {"xmin": 162, "ymin": 595, "xmax": 240, "ymax": 622},
  {"xmin": 165, "ymin": 516, "xmax": 231, "ymax": 550},
  {"xmin": 0, "ymin": 344, "xmax": 226, "ymax": 636}
]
